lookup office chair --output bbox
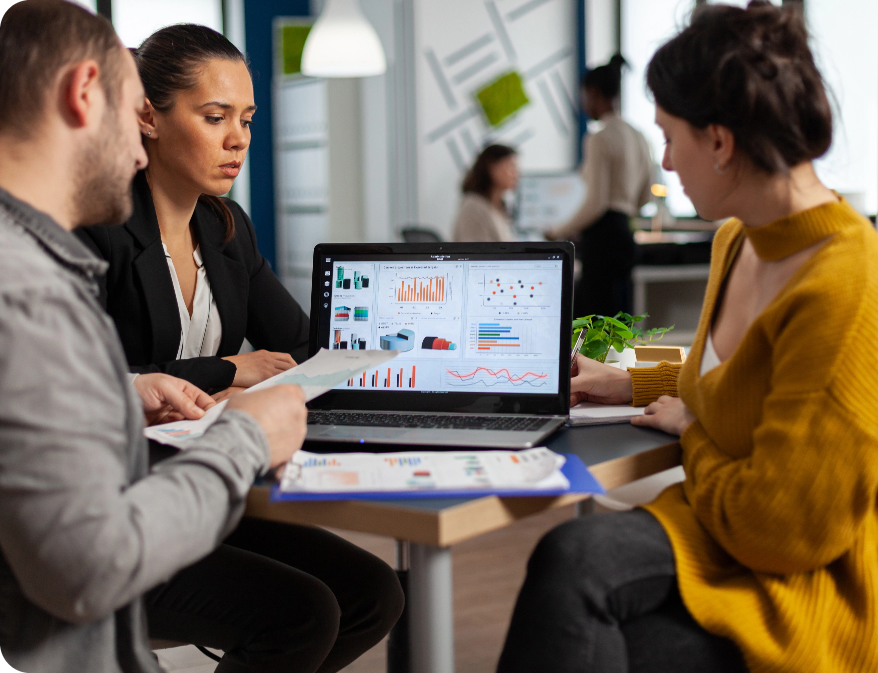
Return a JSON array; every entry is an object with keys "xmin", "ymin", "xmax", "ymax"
[{"xmin": 400, "ymin": 226, "xmax": 443, "ymax": 243}]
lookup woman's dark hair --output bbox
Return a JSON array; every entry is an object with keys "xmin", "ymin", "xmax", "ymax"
[
  {"xmin": 646, "ymin": 0, "xmax": 832, "ymax": 174},
  {"xmin": 461, "ymin": 144, "xmax": 517, "ymax": 205},
  {"xmin": 581, "ymin": 54, "xmax": 627, "ymax": 100},
  {"xmin": 135, "ymin": 24, "xmax": 248, "ymax": 242}
]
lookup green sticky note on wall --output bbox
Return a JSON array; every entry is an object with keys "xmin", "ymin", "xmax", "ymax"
[
  {"xmin": 476, "ymin": 71, "xmax": 530, "ymax": 127},
  {"xmin": 281, "ymin": 24, "xmax": 312, "ymax": 75}
]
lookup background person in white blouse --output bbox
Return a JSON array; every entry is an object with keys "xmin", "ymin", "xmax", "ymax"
[
  {"xmin": 452, "ymin": 144, "xmax": 519, "ymax": 242},
  {"xmin": 546, "ymin": 55, "xmax": 653, "ymax": 318}
]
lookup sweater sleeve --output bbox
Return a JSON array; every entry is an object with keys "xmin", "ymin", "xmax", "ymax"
[{"xmin": 629, "ymin": 361, "xmax": 680, "ymax": 406}]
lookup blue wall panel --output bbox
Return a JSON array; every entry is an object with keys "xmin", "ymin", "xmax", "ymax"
[{"xmin": 244, "ymin": 0, "xmax": 311, "ymax": 269}]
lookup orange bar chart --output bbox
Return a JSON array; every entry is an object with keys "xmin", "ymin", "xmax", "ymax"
[
  {"xmin": 396, "ymin": 276, "xmax": 446, "ymax": 303},
  {"xmin": 344, "ymin": 366, "xmax": 417, "ymax": 388}
]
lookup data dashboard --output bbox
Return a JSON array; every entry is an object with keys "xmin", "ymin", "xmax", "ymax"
[{"xmin": 322, "ymin": 258, "xmax": 563, "ymax": 394}]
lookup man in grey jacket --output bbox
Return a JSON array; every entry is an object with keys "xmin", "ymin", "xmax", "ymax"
[{"xmin": 0, "ymin": 2, "xmax": 308, "ymax": 671}]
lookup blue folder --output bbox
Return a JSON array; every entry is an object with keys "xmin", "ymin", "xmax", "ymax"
[{"xmin": 269, "ymin": 453, "xmax": 605, "ymax": 502}]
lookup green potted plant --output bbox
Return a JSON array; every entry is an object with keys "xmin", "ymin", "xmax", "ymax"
[{"xmin": 572, "ymin": 312, "xmax": 674, "ymax": 365}]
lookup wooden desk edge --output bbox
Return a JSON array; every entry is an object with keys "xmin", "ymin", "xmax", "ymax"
[
  {"xmin": 245, "ymin": 442, "xmax": 682, "ymax": 548},
  {"xmin": 589, "ymin": 441, "xmax": 682, "ymax": 491}
]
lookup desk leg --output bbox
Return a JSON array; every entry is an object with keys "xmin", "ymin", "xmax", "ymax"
[
  {"xmin": 576, "ymin": 498, "xmax": 595, "ymax": 517},
  {"xmin": 409, "ymin": 543, "xmax": 455, "ymax": 673}
]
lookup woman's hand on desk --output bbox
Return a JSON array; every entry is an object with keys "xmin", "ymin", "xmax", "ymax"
[
  {"xmin": 631, "ymin": 396, "xmax": 695, "ymax": 436},
  {"xmin": 134, "ymin": 373, "xmax": 216, "ymax": 426},
  {"xmin": 222, "ymin": 350, "xmax": 297, "ymax": 388},
  {"xmin": 226, "ymin": 385, "xmax": 307, "ymax": 468},
  {"xmin": 570, "ymin": 354, "xmax": 634, "ymax": 406}
]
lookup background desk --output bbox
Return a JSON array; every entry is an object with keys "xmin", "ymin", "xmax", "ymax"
[{"xmin": 245, "ymin": 423, "xmax": 680, "ymax": 673}]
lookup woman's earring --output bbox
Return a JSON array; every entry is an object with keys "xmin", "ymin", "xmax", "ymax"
[
  {"xmin": 714, "ymin": 162, "xmax": 729, "ymax": 174},
  {"xmin": 146, "ymin": 131, "xmax": 152, "ymax": 136}
]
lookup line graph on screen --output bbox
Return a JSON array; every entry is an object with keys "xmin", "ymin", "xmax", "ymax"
[{"xmin": 444, "ymin": 366, "xmax": 550, "ymax": 388}]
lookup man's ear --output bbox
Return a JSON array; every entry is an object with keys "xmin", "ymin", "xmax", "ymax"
[
  {"xmin": 63, "ymin": 60, "xmax": 102, "ymax": 129},
  {"xmin": 140, "ymin": 99, "xmax": 158, "ymax": 139},
  {"xmin": 707, "ymin": 124, "xmax": 736, "ymax": 172}
]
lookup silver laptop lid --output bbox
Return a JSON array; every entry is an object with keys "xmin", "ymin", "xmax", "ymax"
[{"xmin": 308, "ymin": 242, "xmax": 574, "ymax": 416}]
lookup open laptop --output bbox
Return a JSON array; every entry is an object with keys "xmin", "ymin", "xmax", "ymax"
[{"xmin": 305, "ymin": 241, "xmax": 574, "ymax": 449}]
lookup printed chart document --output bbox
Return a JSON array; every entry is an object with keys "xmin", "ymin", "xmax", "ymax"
[
  {"xmin": 144, "ymin": 349, "xmax": 397, "ymax": 448},
  {"xmin": 568, "ymin": 401, "xmax": 645, "ymax": 426},
  {"xmin": 272, "ymin": 447, "xmax": 606, "ymax": 501}
]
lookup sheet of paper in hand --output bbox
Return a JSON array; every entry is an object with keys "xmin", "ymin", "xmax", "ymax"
[{"xmin": 144, "ymin": 348, "xmax": 398, "ymax": 449}]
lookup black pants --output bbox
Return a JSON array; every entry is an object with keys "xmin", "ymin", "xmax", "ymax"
[
  {"xmin": 145, "ymin": 518, "xmax": 404, "ymax": 673},
  {"xmin": 496, "ymin": 510, "xmax": 747, "ymax": 673},
  {"xmin": 574, "ymin": 210, "xmax": 636, "ymax": 318}
]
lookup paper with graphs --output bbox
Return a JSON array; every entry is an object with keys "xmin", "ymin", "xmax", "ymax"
[
  {"xmin": 144, "ymin": 348, "xmax": 398, "ymax": 449},
  {"xmin": 278, "ymin": 447, "xmax": 569, "ymax": 495}
]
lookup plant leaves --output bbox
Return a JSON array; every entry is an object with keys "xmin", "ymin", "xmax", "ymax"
[
  {"xmin": 604, "ymin": 317, "xmax": 629, "ymax": 330},
  {"xmin": 584, "ymin": 340, "xmax": 608, "ymax": 359}
]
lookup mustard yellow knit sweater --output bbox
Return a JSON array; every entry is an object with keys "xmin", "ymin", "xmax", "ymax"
[{"xmin": 633, "ymin": 199, "xmax": 878, "ymax": 672}]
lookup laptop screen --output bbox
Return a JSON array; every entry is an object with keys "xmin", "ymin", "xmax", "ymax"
[{"xmin": 309, "ymin": 242, "xmax": 573, "ymax": 415}]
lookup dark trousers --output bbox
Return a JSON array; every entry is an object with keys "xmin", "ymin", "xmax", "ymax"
[
  {"xmin": 574, "ymin": 210, "xmax": 636, "ymax": 319},
  {"xmin": 496, "ymin": 510, "xmax": 747, "ymax": 673},
  {"xmin": 145, "ymin": 518, "xmax": 404, "ymax": 673}
]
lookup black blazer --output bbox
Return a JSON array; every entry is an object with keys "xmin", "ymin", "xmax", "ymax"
[{"xmin": 76, "ymin": 171, "xmax": 310, "ymax": 393}]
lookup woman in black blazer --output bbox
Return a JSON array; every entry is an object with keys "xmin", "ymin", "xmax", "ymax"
[
  {"xmin": 76, "ymin": 25, "xmax": 403, "ymax": 673},
  {"xmin": 78, "ymin": 170, "xmax": 309, "ymax": 394}
]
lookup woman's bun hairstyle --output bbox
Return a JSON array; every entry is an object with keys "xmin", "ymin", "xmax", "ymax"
[
  {"xmin": 135, "ymin": 24, "xmax": 248, "ymax": 242},
  {"xmin": 581, "ymin": 53, "xmax": 628, "ymax": 100},
  {"xmin": 646, "ymin": 0, "xmax": 832, "ymax": 174}
]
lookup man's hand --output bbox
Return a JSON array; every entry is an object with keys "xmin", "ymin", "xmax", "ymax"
[
  {"xmin": 222, "ymin": 350, "xmax": 296, "ymax": 388},
  {"xmin": 226, "ymin": 385, "xmax": 307, "ymax": 469},
  {"xmin": 133, "ymin": 373, "xmax": 216, "ymax": 426},
  {"xmin": 570, "ymin": 354, "xmax": 634, "ymax": 406},
  {"xmin": 211, "ymin": 386, "xmax": 247, "ymax": 404},
  {"xmin": 631, "ymin": 395, "xmax": 695, "ymax": 436}
]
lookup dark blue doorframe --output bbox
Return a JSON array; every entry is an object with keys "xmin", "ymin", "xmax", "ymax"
[{"xmin": 244, "ymin": 0, "xmax": 311, "ymax": 269}]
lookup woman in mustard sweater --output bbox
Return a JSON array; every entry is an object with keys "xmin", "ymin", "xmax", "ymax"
[{"xmin": 497, "ymin": 3, "xmax": 878, "ymax": 672}]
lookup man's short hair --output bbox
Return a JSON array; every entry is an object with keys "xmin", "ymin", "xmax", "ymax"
[{"xmin": 0, "ymin": 0, "xmax": 124, "ymax": 137}]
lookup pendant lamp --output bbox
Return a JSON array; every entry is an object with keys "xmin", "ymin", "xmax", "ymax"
[{"xmin": 301, "ymin": 0, "xmax": 387, "ymax": 78}]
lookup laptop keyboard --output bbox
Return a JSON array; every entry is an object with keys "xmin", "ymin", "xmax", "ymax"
[{"xmin": 308, "ymin": 411, "xmax": 552, "ymax": 432}]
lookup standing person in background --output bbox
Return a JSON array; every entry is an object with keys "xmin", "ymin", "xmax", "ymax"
[
  {"xmin": 546, "ymin": 55, "xmax": 652, "ymax": 318},
  {"xmin": 453, "ymin": 144, "xmax": 519, "ymax": 242}
]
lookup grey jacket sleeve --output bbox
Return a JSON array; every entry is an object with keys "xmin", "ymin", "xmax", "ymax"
[{"xmin": 0, "ymin": 286, "xmax": 269, "ymax": 625}]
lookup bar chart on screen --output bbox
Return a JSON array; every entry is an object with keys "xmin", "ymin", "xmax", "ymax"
[
  {"xmin": 395, "ymin": 275, "xmax": 448, "ymax": 303},
  {"xmin": 464, "ymin": 318, "xmax": 555, "ymax": 358},
  {"xmin": 378, "ymin": 263, "xmax": 464, "ymax": 317},
  {"xmin": 345, "ymin": 364, "xmax": 420, "ymax": 389}
]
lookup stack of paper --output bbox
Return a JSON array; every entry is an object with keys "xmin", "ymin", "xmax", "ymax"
[
  {"xmin": 144, "ymin": 348, "xmax": 398, "ymax": 449},
  {"xmin": 568, "ymin": 402, "xmax": 645, "ymax": 426},
  {"xmin": 272, "ymin": 447, "xmax": 605, "ymax": 501}
]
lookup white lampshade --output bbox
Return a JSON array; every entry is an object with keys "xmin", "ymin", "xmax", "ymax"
[{"xmin": 301, "ymin": 0, "xmax": 386, "ymax": 78}]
